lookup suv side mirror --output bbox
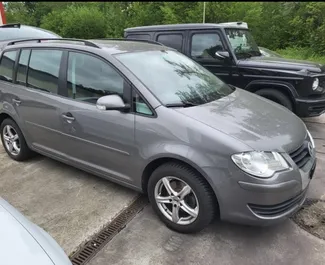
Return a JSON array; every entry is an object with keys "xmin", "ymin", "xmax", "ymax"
[
  {"xmin": 96, "ymin": 94, "xmax": 130, "ymax": 111},
  {"xmin": 215, "ymin": 51, "xmax": 230, "ymax": 60}
]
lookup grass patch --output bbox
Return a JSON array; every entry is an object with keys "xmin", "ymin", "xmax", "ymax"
[{"xmin": 276, "ymin": 47, "xmax": 325, "ymax": 65}]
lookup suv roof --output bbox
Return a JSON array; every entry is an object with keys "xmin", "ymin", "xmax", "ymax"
[
  {"xmin": 125, "ymin": 22, "xmax": 248, "ymax": 32},
  {"xmin": 0, "ymin": 23, "xmax": 60, "ymax": 42},
  {"xmin": 1, "ymin": 38, "xmax": 170, "ymax": 55}
]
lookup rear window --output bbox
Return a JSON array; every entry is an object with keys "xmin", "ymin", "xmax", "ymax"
[
  {"xmin": 0, "ymin": 26, "xmax": 59, "ymax": 42},
  {"xmin": 0, "ymin": 50, "xmax": 17, "ymax": 83}
]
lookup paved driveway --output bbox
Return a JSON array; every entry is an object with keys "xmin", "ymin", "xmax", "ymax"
[{"xmin": 0, "ymin": 147, "xmax": 137, "ymax": 255}]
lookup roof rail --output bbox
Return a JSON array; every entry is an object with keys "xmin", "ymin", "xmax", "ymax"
[
  {"xmin": 0, "ymin": 23, "xmax": 21, "ymax": 28},
  {"xmin": 6, "ymin": 38, "xmax": 100, "ymax": 48},
  {"xmin": 99, "ymin": 38, "xmax": 164, "ymax": 46}
]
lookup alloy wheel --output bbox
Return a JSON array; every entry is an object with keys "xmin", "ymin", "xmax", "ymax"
[
  {"xmin": 3, "ymin": 125, "xmax": 20, "ymax": 156},
  {"xmin": 154, "ymin": 176, "xmax": 199, "ymax": 225}
]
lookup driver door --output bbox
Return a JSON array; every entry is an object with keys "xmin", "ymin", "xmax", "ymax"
[
  {"xmin": 59, "ymin": 51, "xmax": 136, "ymax": 185},
  {"xmin": 187, "ymin": 30, "xmax": 235, "ymax": 85}
]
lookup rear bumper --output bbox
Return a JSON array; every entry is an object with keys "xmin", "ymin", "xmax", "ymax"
[{"xmin": 295, "ymin": 97, "xmax": 325, "ymax": 117}]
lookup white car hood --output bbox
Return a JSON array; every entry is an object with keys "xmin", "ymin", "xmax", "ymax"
[{"xmin": 0, "ymin": 204, "xmax": 54, "ymax": 265}]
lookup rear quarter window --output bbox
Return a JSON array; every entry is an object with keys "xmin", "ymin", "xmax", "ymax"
[
  {"xmin": 126, "ymin": 34, "xmax": 151, "ymax": 40},
  {"xmin": 0, "ymin": 50, "xmax": 17, "ymax": 83}
]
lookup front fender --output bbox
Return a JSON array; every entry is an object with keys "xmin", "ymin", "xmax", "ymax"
[{"xmin": 140, "ymin": 143, "xmax": 227, "ymax": 204}]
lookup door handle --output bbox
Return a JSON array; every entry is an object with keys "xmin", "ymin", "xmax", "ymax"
[
  {"xmin": 62, "ymin": 113, "xmax": 75, "ymax": 123},
  {"xmin": 12, "ymin": 98, "xmax": 21, "ymax": 106}
]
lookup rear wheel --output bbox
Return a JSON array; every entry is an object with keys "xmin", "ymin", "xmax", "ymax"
[
  {"xmin": 255, "ymin": 89, "xmax": 293, "ymax": 111},
  {"xmin": 0, "ymin": 118, "xmax": 34, "ymax": 161},
  {"xmin": 148, "ymin": 162, "xmax": 217, "ymax": 233}
]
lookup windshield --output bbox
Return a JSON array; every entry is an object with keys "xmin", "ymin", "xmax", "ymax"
[
  {"xmin": 0, "ymin": 26, "xmax": 59, "ymax": 41},
  {"xmin": 225, "ymin": 28, "xmax": 261, "ymax": 59},
  {"xmin": 115, "ymin": 50, "xmax": 234, "ymax": 106}
]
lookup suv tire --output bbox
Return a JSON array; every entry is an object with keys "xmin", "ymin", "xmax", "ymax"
[
  {"xmin": 255, "ymin": 89, "xmax": 293, "ymax": 111},
  {"xmin": 0, "ymin": 118, "xmax": 34, "ymax": 161},
  {"xmin": 148, "ymin": 162, "xmax": 217, "ymax": 233}
]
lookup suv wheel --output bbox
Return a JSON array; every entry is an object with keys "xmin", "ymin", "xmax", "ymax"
[
  {"xmin": 148, "ymin": 162, "xmax": 216, "ymax": 233},
  {"xmin": 255, "ymin": 89, "xmax": 293, "ymax": 111},
  {"xmin": 0, "ymin": 118, "xmax": 34, "ymax": 161}
]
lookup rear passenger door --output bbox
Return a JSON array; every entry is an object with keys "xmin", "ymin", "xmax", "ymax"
[
  {"xmin": 187, "ymin": 30, "xmax": 235, "ymax": 84},
  {"xmin": 7, "ymin": 48, "xmax": 69, "ymax": 158}
]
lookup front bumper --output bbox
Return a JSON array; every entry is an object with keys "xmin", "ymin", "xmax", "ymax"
[
  {"xmin": 295, "ymin": 96, "xmax": 325, "ymax": 117},
  {"xmin": 204, "ymin": 155, "xmax": 316, "ymax": 226}
]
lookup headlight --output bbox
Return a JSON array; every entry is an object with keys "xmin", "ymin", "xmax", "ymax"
[
  {"xmin": 312, "ymin": 78, "xmax": 319, "ymax": 90},
  {"xmin": 307, "ymin": 130, "xmax": 315, "ymax": 148},
  {"xmin": 231, "ymin": 151, "xmax": 289, "ymax": 178}
]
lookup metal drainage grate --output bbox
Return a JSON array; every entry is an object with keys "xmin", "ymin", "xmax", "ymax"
[{"xmin": 70, "ymin": 195, "xmax": 149, "ymax": 265}]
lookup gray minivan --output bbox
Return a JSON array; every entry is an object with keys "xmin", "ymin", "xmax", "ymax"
[{"xmin": 0, "ymin": 38, "xmax": 316, "ymax": 233}]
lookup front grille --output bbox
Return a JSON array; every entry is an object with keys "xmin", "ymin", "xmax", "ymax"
[
  {"xmin": 289, "ymin": 139, "xmax": 312, "ymax": 169},
  {"xmin": 248, "ymin": 189, "xmax": 307, "ymax": 217}
]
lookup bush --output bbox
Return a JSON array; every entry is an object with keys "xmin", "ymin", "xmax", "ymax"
[
  {"xmin": 276, "ymin": 47, "xmax": 325, "ymax": 65},
  {"xmin": 41, "ymin": 5, "xmax": 107, "ymax": 39}
]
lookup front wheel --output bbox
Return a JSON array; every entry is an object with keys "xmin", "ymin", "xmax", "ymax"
[{"xmin": 148, "ymin": 162, "xmax": 217, "ymax": 233}]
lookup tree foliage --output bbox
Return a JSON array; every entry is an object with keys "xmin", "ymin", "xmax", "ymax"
[{"xmin": 4, "ymin": 2, "xmax": 325, "ymax": 54}]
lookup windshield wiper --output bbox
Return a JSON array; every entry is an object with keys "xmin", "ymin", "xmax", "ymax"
[{"xmin": 165, "ymin": 101, "xmax": 199, "ymax": 108}]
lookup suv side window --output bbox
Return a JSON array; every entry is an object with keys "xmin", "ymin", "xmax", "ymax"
[
  {"xmin": 191, "ymin": 33, "xmax": 225, "ymax": 59},
  {"xmin": 157, "ymin": 34, "xmax": 183, "ymax": 52},
  {"xmin": 0, "ymin": 50, "xmax": 17, "ymax": 83},
  {"xmin": 17, "ymin": 49, "xmax": 31, "ymax": 85},
  {"xmin": 67, "ymin": 52, "xmax": 125, "ymax": 105},
  {"xmin": 27, "ymin": 49, "xmax": 62, "ymax": 94}
]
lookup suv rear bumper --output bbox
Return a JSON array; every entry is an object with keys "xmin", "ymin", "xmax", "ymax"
[{"xmin": 295, "ymin": 97, "xmax": 325, "ymax": 117}]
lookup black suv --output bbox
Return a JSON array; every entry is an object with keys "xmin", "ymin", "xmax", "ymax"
[{"xmin": 125, "ymin": 22, "xmax": 325, "ymax": 117}]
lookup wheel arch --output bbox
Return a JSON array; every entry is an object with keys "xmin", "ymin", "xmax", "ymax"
[
  {"xmin": 141, "ymin": 155, "xmax": 220, "ymax": 211},
  {"xmin": 245, "ymin": 80, "xmax": 297, "ymax": 103}
]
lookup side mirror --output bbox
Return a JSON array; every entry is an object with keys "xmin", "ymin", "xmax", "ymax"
[
  {"xmin": 215, "ymin": 51, "xmax": 230, "ymax": 60},
  {"xmin": 96, "ymin": 94, "xmax": 130, "ymax": 111}
]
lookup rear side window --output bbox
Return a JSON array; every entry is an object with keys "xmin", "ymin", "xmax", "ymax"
[
  {"xmin": 16, "ymin": 49, "xmax": 31, "ymax": 85},
  {"xmin": 157, "ymin": 34, "xmax": 183, "ymax": 52},
  {"xmin": 27, "ymin": 49, "xmax": 62, "ymax": 94},
  {"xmin": 127, "ymin": 34, "xmax": 151, "ymax": 40},
  {"xmin": 191, "ymin": 33, "xmax": 225, "ymax": 59},
  {"xmin": 0, "ymin": 50, "xmax": 17, "ymax": 83},
  {"xmin": 67, "ymin": 52, "xmax": 125, "ymax": 104}
]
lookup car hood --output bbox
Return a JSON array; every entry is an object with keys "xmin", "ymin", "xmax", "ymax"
[
  {"xmin": 175, "ymin": 88, "xmax": 307, "ymax": 153},
  {"xmin": 238, "ymin": 56, "xmax": 325, "ymax": 74},
  {"xmin": 0, "ymin": 198, "xmax": 72, "ymax": 265}
]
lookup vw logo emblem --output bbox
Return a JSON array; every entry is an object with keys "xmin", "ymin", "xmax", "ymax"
[{"xmin": 308, "ymin": 142, "xmax": 313, "ymax": 156}]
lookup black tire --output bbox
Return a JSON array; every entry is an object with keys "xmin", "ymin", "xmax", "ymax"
[
  {"xmin": 0, "ymin": 118, "xmax": 34, "ymax": 161},
  {"xmin": 255, "ymin": 89, "xmax": 293, "ymax": 111},
  {"xmin": 148, "ymin": 162, "xmax": 217, "ymax": 233}
]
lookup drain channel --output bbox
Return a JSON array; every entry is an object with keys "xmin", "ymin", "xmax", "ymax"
[{"xmin": 70, "ymin": 195, "xmax": 149, "ymax": 265}]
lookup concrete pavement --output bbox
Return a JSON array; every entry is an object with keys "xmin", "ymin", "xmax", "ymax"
[
  {"xmin": 88, "ymin": 207, "xmax": 325, "ymax": 265},
  {"xmin": 0, "ymin": 147, "xmax": 137, "ymax": 255}
]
